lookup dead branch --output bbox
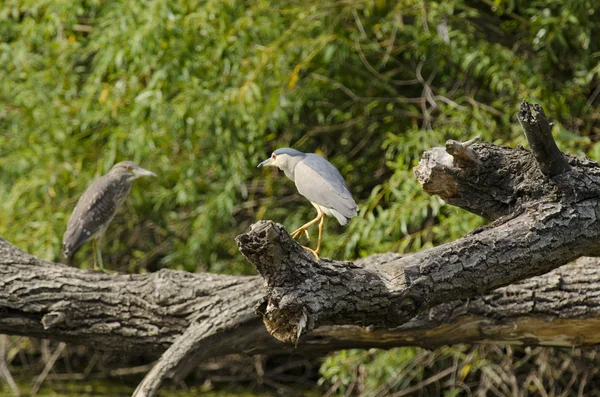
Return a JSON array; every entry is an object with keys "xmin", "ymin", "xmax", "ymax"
[
  {"xmin": 518, "ymin": 100, "xmax": 571, "ymax": 177},
  {"xmin": 237, "ymin": 102, "xmax": 600, "ymax": 342},
  {"xmin": 1, "ymin": 101, "xmax": 599, "ymax": 396}
]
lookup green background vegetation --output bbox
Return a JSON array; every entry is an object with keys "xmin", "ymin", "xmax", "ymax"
[{"xmin": 1, "ymin": 0, "xmax": 599, "ymax": 395}]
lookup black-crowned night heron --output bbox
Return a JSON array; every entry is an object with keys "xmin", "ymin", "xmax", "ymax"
[
  {"xmin": 63, "ymin": 161, "xmax": 156, "ymax": 271},
  {"xmin": 258, "ymin": 148, "xmax": 358, "ymax": 258}
]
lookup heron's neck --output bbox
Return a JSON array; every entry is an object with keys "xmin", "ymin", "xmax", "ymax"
[
  {"xmin": 281, "ymin": 156, "xmax": 303, "ymax": 181},
  {"xmin": 116, "ymin": 182, "xmax": 133, "ymax": 207},
  {"xmin": 282, "ymin": 166, "xmax": 295, "ymax": 180}
]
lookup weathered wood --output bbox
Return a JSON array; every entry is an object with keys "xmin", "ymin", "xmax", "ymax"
[
  {"xmin": 518, "ymin": 100, "xmax": 571, "ymax": 177},
  {"xmin": 3, "ymin": 239, "xmax": 600, "ymax": 356},
  {"xmin": 0, "ymin": 239, "xmax": 264, "ymax": 354},
  {"xmin": 3, "ymin": 226, "xmax": 600, "ymax": 395},
  {"xmin": 237, "ymin": 197, "xmax": 600, "ymax": 342},
  {"xmin": 235, "ymin": 103, "xmax": 600, "ymax": 345}
]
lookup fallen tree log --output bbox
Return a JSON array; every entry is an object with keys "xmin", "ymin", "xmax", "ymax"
[
  {"xmin": 3, "ymin": 235, "xmax": 600, "ymax": 395},
  {"xmin": 2, "ymin": 101, "xmax": 599, "ymax": 396},
  {"xmin": 3, "ymin": 245, "xmax": 600, "ymax": 354}
]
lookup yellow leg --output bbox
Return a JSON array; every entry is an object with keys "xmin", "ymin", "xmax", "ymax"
[
  {"xmin": 290, "ymin": 208, "xmax": 324, "ymax": 240},
  {"xmin": 302, "ymin": 246, "xmax": 320, "ymax": 260},
  {"xmin": 315, "ymin": 215, "xmax": 325, "ymax": 256},
  {"xmin": 289, "ymin": 207, "xmax": 324, "ymax": 261},
  {"xmin": 92, "ymin": 238, "xmax": 105, "ymax": 272},
  {"xmin": 91, "ymin": 240, "xmax": 97, "ymax": 270}
]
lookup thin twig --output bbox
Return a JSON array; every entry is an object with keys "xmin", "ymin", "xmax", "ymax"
[
  {"xmin": 391, "ymin": 366, "xmax": 455, "ymax": 397},
  {"xmin": 584, "ymin": 84, "xmax": 600, "ymax": 112},
  {"xmin": 311, "ymin": 73, "xmax": 423, "ymax": 103},
  {"xmin": 577, "ymin": 370, "xmax": 589, "ymax": 397},
  {"xmin": 30, "ymin": 342, "xmax": 66, "ymax": 396},
  {"xmin": 0, "ymin": 335, "xmax": 20, "ymax": 396},
  {"xmin": 323, "ymin": 380, "xmax": 341, "ymax": 397},
  {"xmin": 381, "ymin": 15, "xmax": 399, "ymax": 67},
  {"xmin": 354, "ymin": 39, "xmax": 419, "ymax": 86},
  {"xmin": 416, "ymin": 61, "xmax": 435, "ymax": 132},
  {"xmin": 46, "ymin": 363, "xmax": 157, "ymax": 381},
  {"xmin": 352, "ymin": 9, "xmax": 367, "ymax": 39}
]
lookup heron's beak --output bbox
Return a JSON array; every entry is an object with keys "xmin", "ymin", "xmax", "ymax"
[
  {"xmin": 134, "ymin": 167, "xmax": 157, "ymax": 178},
  {"xmin": 257, "ymin": 158, "xmax": 274, "ymax": 168}
]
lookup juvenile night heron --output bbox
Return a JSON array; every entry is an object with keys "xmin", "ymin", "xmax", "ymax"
[
  {"xmin": 258, "ymin": 148, "xmax": 358, "ymax": 258},
  {"xmin": 63, "ymin": 161, "xmax": 157, "ymax": 271}
]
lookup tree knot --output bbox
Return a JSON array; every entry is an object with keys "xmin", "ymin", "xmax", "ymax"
[
  {"xmin": 42, "ymin": 311, "xmax": 66, "ymax": 329},
  {"xmin": 257, "ymin": 297, "xmax": 310, "ymax": 344}
]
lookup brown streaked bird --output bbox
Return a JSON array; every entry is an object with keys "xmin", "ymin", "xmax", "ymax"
[{"xmin": 63, "ymin": 161, "xmax": 156, "ymax": 271}]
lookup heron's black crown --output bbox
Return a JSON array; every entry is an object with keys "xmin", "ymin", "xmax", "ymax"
[{"xmin": 273, "ymin": 148, "xmax": 305, "ymax": 157}]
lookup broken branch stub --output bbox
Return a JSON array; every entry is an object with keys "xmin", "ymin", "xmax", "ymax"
[
  {"xmin": 518, "ymin": 100, "xmax": 571, "ymax": 177},
  {"xmin": 415, "ymin": 141, "xmax": 549, "ymax": 220},
  {"xmin": 445, "ymin": 135, "xmax": 481, "ymax": 168},
  {"xmin": 236, "ymin": 221, "xmax": 392, "ymax": 343}
]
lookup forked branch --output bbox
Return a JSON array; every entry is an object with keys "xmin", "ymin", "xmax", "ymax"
[{"xmin": 238, "ymin": 101, "xmax": 600, "ymax": 343}]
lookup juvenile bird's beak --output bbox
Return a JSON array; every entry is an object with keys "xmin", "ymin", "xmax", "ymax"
[
  {"xmin": 133, "ymin": 167, "xmax": 157, "ymax": 178},
  {"xmin": 257, "ymin": 158, "xmax": 274, "ymax": 168}
]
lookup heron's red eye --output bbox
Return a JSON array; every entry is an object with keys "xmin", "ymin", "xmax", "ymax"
[{"xmin": 272, "ymin": 154, "xmax": 276, "ymax": 159}]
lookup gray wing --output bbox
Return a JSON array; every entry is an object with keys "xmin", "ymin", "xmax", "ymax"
[
  {"xmin": 294, "ymin": 154, "xmax": 358, "ymax": 218},
  {"xmin": 63, "ymin": 175, "xmax": 123, "ymax": 257}
]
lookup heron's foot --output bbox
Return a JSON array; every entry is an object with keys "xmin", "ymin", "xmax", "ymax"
[
  {"xmin": 301, "ymin": 245, "xmax": 320, "ymax": 261},
  {"xmin": 290, "ymin": 227, "xmax": 311, "ymax": 241},
  {"xmin": 91, "ymin": 264, "xmax": 113, "ymax": 273},
  {"xmin": 91, "ymin": 268, "xmax": 113, "ymax": 274},
  {"xmin": 91, "ymin": 256, "xmax": 113, "ymax": 273}
]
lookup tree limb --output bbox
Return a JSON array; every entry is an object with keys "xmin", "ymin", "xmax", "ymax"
[
  {"xmin": 236, "ymin": 102, "xmax": 600, "ymax": 343},
  {"xmin": 237, "ymin": 201, "xmax": 600, "ymax": 342},
  {"xmin": 3, "ymin": 239, "xmax": 600, "ymax": 394},
  {"xmin": 4, "ymin": 238, "xmax": 600, "ymax": 352},
  {"xmin": 518, "ymin": 100, "xmax": 571, "ymax": 177}
]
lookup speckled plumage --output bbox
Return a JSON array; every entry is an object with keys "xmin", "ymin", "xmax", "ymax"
[
  {"xmin": 63, "ymin": 174, "xmax": 131, "ymax": 257},
  {"xmin": 63, "ymin": 161, "xmax": 156, "ymax": 263}
]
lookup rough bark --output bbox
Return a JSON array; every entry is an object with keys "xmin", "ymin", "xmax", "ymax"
[
  {"xmin": 3, "ymin": 240, "xmax": 600, "ymax": 356},
  {"xmin": 2, "ymin": 101, "xmax": 599, "ymax": 396},
  {"xmin": 0, "ymin": 240, "xmax": 263, "ymax": 354},
  {"xmin": 233, "ymin": 101, "xmax": 600, "ymax": 347},
  {"xmin": 235, "ymin": 101, "xmax": 600, "ymax": 343},
  {"xmin": 517, "ymin": 101, "xmax": 572, "ymax": 177},
  {"xmin": 238, "ymin": 200, "xmax": 600, "ymax": 343}
]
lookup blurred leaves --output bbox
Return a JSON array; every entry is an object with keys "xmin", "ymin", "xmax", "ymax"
[
  {"xmin": 319, "ymin": 345, "xmax": 600, "ymax": 396},
  {"xmin": 0, "ymin": 0, "xmax": 597, "ymax": 269},
  {"xmin": 2, "ymin": 0, "xmax": 597, "ymax": 273}
]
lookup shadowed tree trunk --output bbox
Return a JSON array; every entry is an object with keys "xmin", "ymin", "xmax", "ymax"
[{"xmin": 2, "ymin": 101, "xmax": 599, "ymax": 397}]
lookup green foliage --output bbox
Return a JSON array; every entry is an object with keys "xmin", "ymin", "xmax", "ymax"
[
  {"xmin": 1, "ymin": 0, "xmax": 598, "ymax": 272},
  {"xmin": 319, "ymin": 345, "xmax": 600, "ymax": 396},
  {"xmin": 1, "ymin": 0, "xmax": 599, "ymax": 394},
  {"xmin": 319, "ymin": 347, "xmax": 469, "ymax": 395}
]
